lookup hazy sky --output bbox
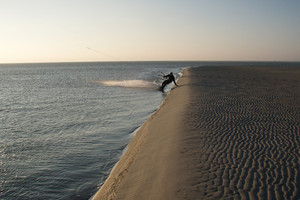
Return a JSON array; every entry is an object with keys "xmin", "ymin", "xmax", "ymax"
[{"xmin": 1, "ymin": 0, "xmax": 300, "ymax": 63}]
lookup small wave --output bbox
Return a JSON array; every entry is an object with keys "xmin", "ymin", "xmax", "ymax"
[{"xmin": 96, "ymin": 80, "xmax": 160, "ymax": 89}]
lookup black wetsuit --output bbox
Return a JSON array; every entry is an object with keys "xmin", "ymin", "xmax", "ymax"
[{"xmin": 161, "ymin": 73, "xmax": 177, "ymax": 90}]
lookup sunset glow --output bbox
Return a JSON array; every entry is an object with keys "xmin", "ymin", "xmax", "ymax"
[{"xmin": 1, "ymin": 0, "xmax": 300, "ymax": 63}]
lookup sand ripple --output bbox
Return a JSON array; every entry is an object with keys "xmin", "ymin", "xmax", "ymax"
[{"xmin": 181, "ymin": 66, "xmax": 299, "ymax": 200}]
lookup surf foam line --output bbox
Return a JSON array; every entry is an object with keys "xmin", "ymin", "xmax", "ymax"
[{"xmin": 96, "ymin": 80, "xmax": 159, "ymax": 89}]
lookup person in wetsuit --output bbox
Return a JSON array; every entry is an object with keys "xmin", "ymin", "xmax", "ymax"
[{"xmin": 161, "ymin": 72, "xmax": 178, "ymax": 91}]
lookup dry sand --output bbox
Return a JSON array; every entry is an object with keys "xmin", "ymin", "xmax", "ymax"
[{"xmin": 93, "ymin": 65, "xmax": 299, "ymax": 200}]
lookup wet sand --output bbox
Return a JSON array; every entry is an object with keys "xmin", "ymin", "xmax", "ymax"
[{"xmin": 93, "ymin": 65, "xmax": 299, "ymax": 200}]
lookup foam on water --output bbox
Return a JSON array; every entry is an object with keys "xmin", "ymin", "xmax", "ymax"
[{"xmin": 97, "ymin": 80, "xmax": 160, "ymax": 89}]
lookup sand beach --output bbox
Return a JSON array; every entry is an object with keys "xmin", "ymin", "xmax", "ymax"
[{"xmin": 93, "ymin": 65, "xmax": 299, "ymax": 200}]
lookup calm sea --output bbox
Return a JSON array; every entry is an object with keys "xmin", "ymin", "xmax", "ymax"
[
  {"xmin": 0, "ymin": 61, "xmax": 198, "ymax": 200},
  {"xmin": 1, "ymin": 61, "xmax": 298, "ymax": 200}
]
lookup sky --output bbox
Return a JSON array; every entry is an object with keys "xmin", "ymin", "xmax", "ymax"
[{"xmin": 1, "ymin": 0, "xmax": 300, "ymax": 63}]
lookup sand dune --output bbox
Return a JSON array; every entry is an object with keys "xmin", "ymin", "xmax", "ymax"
[{"xmin": 93, "ymin": 65, "xmax": 299, "ymax": 200}]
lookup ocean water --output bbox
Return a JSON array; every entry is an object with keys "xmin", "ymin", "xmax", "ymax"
[
  {"xmin": 0, "ymin": 62, "xmax": 198, "ymax": 200},
  {"xmin": 1, "ymin": 61, "xmax": 298, "ymax": 200}
]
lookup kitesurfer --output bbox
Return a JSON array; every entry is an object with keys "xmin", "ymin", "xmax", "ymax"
[{"xmin": 161, "ymin": 72, "xmax": 178, "ymax": 91}]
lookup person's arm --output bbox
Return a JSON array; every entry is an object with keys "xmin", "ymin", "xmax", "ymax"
[{"xmin": 173, "ymin": 79, "xmax": 178, "ymax": 86}]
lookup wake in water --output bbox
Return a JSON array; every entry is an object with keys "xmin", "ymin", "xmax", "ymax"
[
  {"xmin": 96, "ymin": 80, "xmax": 160, "ymax": 89},
  {"xmin": 96, "ymin": 71, "xmax": 182, "ymax": 91},
  {"xmin": 96, "ymin": 70, "xmax": 165, "ymax": 89}
]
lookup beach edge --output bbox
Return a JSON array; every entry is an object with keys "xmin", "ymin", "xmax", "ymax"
[{"xmin": 92, "ymin": 68, "xmax": 190, "ymax": 200}]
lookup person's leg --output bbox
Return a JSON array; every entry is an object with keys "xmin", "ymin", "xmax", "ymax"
[{"xmin": 162, "ymin": 80, "xmax": 168, "ymax": 88}]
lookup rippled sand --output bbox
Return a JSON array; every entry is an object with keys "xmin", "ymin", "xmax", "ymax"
[
  {"xmin": 182, "ymin": 66, "xmax": 299, "ymax": 199},
  {"xmin": 93, "ymin": 65, "xmax": 299, "ymax": 200}
]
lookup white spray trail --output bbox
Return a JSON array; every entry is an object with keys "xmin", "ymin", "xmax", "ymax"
[{"xmin": 96, "ymin": 80, "xmax": 160, "ymax": 89}]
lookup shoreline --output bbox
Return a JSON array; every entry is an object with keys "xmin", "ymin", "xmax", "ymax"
[
  {"xmin": 93, "ymin": 65, "xmax": 299, "ymax": 200},
  {"xmin": 92, "ymin": 68, "xmax": 191, "ymax": 200}
]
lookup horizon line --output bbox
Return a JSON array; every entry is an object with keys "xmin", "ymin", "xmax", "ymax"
[{"xmin": 1, "ymin": 60, "xmax": 300, "ymax": 65}]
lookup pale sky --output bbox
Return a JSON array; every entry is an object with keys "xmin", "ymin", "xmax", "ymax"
[{"xmin": 1, "ymin": 0, "xmax": 300, "ymax": 63}]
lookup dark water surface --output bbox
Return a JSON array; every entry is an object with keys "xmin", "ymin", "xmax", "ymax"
[{"xmin": 0, "ymin": 62, "xmax": 192, "ymax": 200}]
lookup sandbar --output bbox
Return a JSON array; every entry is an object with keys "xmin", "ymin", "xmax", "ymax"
[{"xmin": 93, "ymin": 65, "xmax": 299, "ymax": 200}]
